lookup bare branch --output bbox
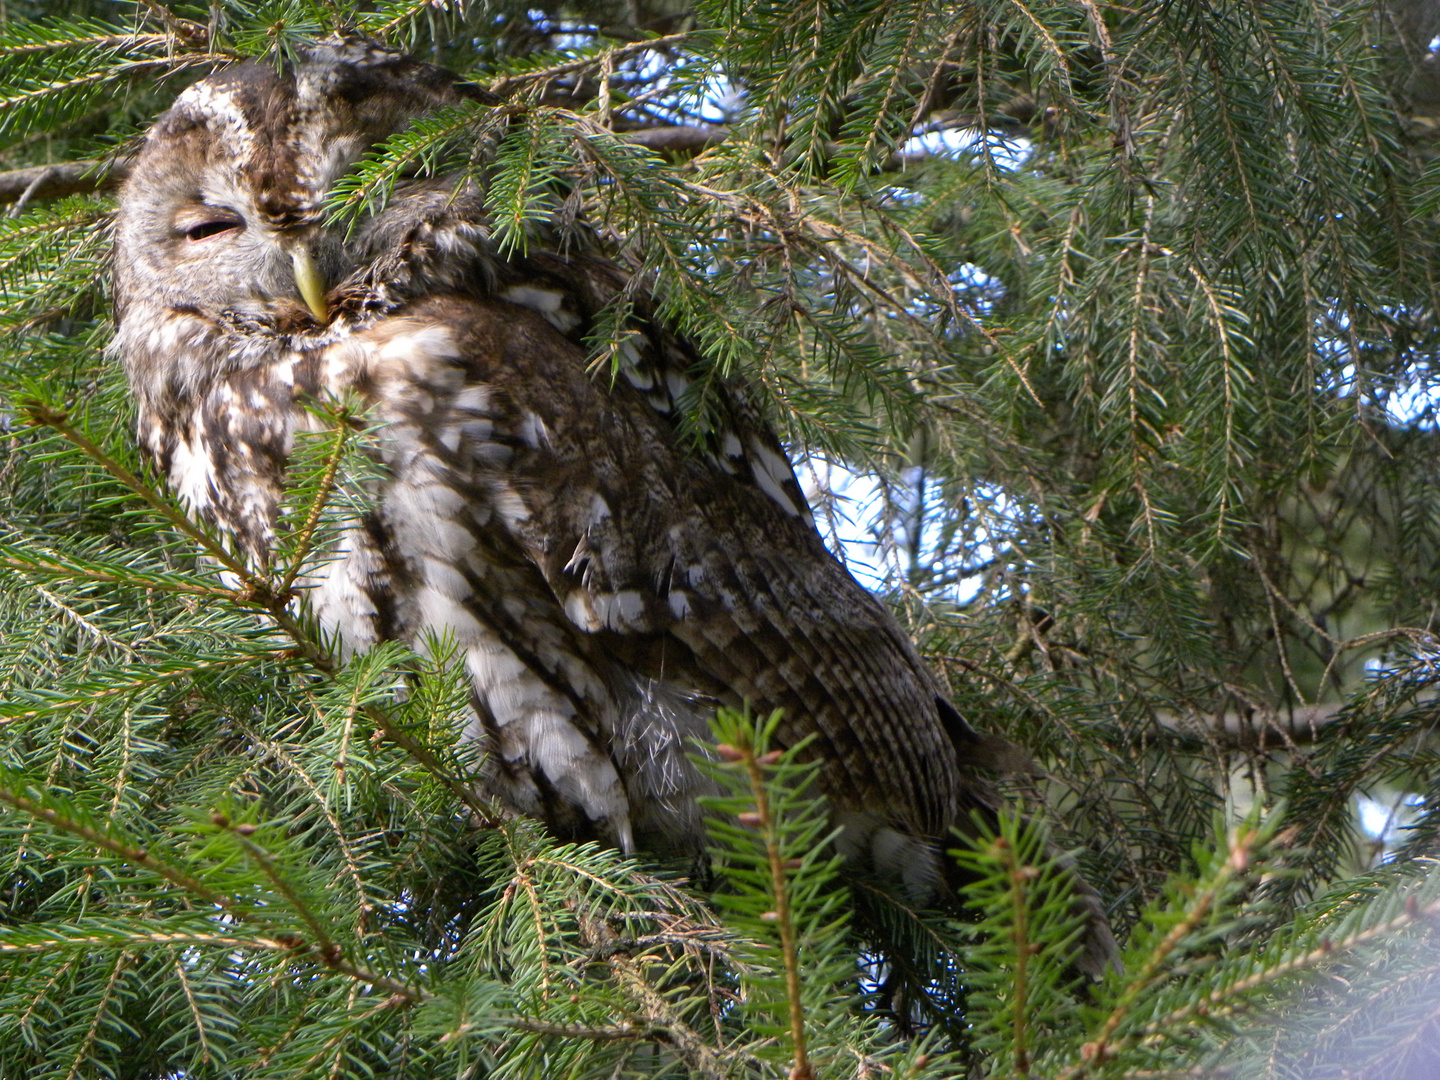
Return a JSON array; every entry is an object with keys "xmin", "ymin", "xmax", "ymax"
[
  {"xmin": 1155, "ymin": 702, "xmax": 1438, "ymax": 748},
  {"xmin": 619, "ymin": 124, "xmax": 727, "ymax": 153},
  {"xmin": 0, "ymin": 157, "xmax": 131, "ymax": 205}
]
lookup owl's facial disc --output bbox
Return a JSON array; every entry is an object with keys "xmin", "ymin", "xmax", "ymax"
[
  {"xmin": 115, "ymin": 41, "xmax": 471, "ymax": 345},
  {"xmin": 155, "ymin": 175, "xmax": 336, "ymax": 324}
]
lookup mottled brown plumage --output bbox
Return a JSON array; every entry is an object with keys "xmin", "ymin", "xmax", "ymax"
[{"xmin": 111, "ymin": 39, "xmax": 1117, "ymax": 976}]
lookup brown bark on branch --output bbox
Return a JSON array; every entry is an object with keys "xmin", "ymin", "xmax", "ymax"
[
  {"xmin": 1155, "ymin": 702, "xmax": 1438, "ymax": 748},
  {"xmin": 0, "ymin": 126, "xmax": 955, "ymax": 209},
  {"xmin": 0, "ymin": 158, "xmax": 132, "ymax": 206},
  {"xmin": 619, "ymin": 124, "xmax": 728, "ymax": 153}
]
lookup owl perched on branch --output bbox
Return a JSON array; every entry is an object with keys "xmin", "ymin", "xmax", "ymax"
[{"xmin": 112, "ymin": 39, "xmax": 1117, "ymax": 976}]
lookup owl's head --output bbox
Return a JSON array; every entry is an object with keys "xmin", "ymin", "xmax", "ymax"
[{"xmin": 113, "ymin": 39, "xmax": 474, "ymax": 348}]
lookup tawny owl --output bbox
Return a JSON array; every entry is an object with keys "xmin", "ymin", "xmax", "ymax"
[{"xmin": 111, "ymin": 39, "xmax": 1116, "ymax": 975}]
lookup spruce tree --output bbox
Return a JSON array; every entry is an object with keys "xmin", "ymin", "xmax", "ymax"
[{"xmin": 4, "ymin": 2, "xmax": 1440, "ymax": 1077}]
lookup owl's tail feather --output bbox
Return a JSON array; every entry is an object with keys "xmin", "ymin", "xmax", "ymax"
[
  {"xmin": 933, "ymin": 698, "xmax": 1123, "ymax": 980},
  {"xmin": 1044, "ymin": 845, "xmax": 1125, "ymax": 980},
  {"xmin": 940, "ymin": 799, "xmax": 1123, "ymax": 982},
  {"xmin": 833, "ymin": 805, "xmax": 1121, "ymax": 981}
]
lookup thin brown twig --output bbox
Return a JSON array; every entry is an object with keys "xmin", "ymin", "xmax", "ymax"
[{"xmin": 486, "ymin": 33, "xmax": 695, "ymax": 96}]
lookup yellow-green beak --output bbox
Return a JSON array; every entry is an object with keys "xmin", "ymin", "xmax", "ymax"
[{"xmin": 291, "ymin": 246, "xmax": 328, "ymax": 323}]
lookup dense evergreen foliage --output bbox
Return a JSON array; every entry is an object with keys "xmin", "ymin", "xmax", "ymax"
[{"xmin": 4, "ymin": 1, "xmax": 1440, "ymax": 1076}]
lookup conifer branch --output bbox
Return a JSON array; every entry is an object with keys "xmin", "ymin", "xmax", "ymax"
[
  {"xmin": 21, "ymin": 401, "xmax": 505, "ymax": 840},
  {"xmin": 129, "ymin": 1, "xmax": 210, "ymax": 45},
  {"xmin": 65, "ymin": 949, "xmax": 127, "ymax": 1080},
  {"xmin": 20, "ymin": 401, "xmax": 261, "ymax": 589},
  {"xmin": 228, "ymin": 718, "xmax": 373, "ymax": 925},
  {"xmin": 997, "ymin": 838, "xmax": 1035, "ymax": 1076},
  {"xmin": 276, "ymin": 418, "xmax": 353, "ymax": 599},
  {"xmin": 485, "ymin": 32, "xmax": 697, "ymax": 96},
  {"xmin": 0, "ymin": 32, "xmax": 173, "ymax": 57},
  {"xmin": 1147, "ymin": 887, "xmax": 1440, "ymax": 1034},
  {"xmin": 0, "ymin": 52, "xmax": 222, "ymax": 112},
  {"xmin": 0, "ymin": 783, "xmax": 236, "ymax": 912},
  {"xmin": 1066, "ymin": 826, "xmax": 1262, "ymax": 1078},
  {"xmin": 602, "ymin": 948, "xmax": 730, "ymax": 1078},
  {"xmin": 0, "ymin": 547, "xmax": 234, "ymax": 598},
  {"xmin": 743, "ymin": 743, "xmax": 813, "ymax": 1080}
]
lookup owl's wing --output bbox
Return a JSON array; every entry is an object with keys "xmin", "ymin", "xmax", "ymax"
[
  {"xmin": 330, "ymin": 243, "xmax": 1121, "ymax": 979},
  {"xmin": 345, "ymin": 291, "xmax": 1015, "ymax": 846},
  {"xmin": 502, "ymin": 248, "xmax": 821, "ymax": 529},
  {"xmin": 345, "ymin": 188, "xmax": 817, "ymax": 528}
]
